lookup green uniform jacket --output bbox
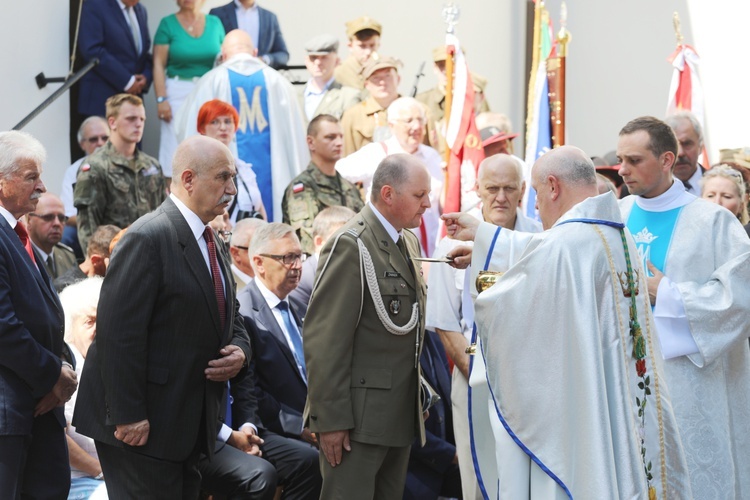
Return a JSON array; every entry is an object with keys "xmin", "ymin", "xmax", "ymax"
[
  {"xmin": 281, "ymin": 162, "xmax": 364, "ymax": 255},
  {"xmin": 303, "ymin": 205, "xmax": 426, "ymax": 448},
  {"xmin": 74, "ymin": 142, "xmax": 166, "ymax": 251}
]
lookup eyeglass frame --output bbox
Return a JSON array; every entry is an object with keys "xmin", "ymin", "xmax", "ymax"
[
  {"xmin": 28, "ymin": 213, "xmax": 69, "ymax": 224},
  {"xmin": 259, "ymin": 252, "xmax": 306, "ymax": 266},
  {"xmin": 84, "ymin": 135, "xmax": 109, "ymax": 144}
]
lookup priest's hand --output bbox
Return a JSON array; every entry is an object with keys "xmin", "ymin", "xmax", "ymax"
[
  {"xmin": 446, "ymin": 245, "xmax": 472, "ymax": 269},
  {"xmin": 646, "ymin": 261, "xmax": 663, "ymax": 306},
  {"xmin": 442, "ymin": 213, "xmax": 479, "ymax": 241},
  {"xmin": 319, "ymin": 429, "xmax": 351, "ymax": 467}
]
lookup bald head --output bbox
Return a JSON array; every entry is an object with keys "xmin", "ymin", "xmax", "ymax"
[
  {"xmin": 171, "ymin": 135, "xmax": 237, "ymax": 224},
  {"xmin": 222, "ymin": 30, "xmax": 257, "ymax": 61},
  {"xmin": 531, "ymin": 146, "xmax": 598, "ymax": 229},
  {"xmin": 476, "ymin": 154, "xmax": 525, "ymax": 229},
  {"xmin": 371, "ymin": 154, "xmax": 432, "ymax": 231}
]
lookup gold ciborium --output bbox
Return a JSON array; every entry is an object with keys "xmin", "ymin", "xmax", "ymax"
[{"xmin": 475, "ymin": 271, "xmax": 504, "ymax": 293}]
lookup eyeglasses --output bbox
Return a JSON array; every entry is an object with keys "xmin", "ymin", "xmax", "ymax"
[
  {"xmin": 84, "ymin": 135, "xmax": 109, "ymax": 144},
  {"xmin": 259, "ymin": 252, "xmax": 306, "ymax": 266},
  {"xmin": 233, "ymin": 245, "xmax": 249, "ymax": 251},
  {"xmin": 29, "ymin": 213, "xmax": 68, "ymax": 223},
  {"xmin": 217, "ymin": 230, "xmax": 232, "ymax": 243}
]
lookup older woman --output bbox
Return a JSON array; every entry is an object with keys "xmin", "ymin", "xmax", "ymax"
[
  {"xmin": 61, "ymin": 278, "xmax": 106, "ymax": 500},
  {"xmin": 153, "ymin": 0, "xmax": 225, "ymax": 180},
  {"xmin": 197, "ymin": 99, "xmax": 267, "ymax": 223},
  {"xmin": 700, "ymin": 165, "xmax": 749, "ymax": 233}
]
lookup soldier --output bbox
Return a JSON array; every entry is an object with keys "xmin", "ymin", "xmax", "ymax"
[
  {"xmin": 300, "ymin": 34, "xmax": 361, "ymax": 123},
  {"xmin": 74, "ymin": 94, "xmax": 166, "ymax": 250},
  {"xmin": 334, "ymin": 16, "xmax": 382, "ymax": 90},
  {"xmin": 416, "ymin": 46, "xmax": 490, "ymax": 124},
  {"xmin": 26, "ymin": 193, "xmax": 78, "ymax": 279},
  {"xmin": 282, "ymin": 114, "xmax": 363, "ymax": 255}
]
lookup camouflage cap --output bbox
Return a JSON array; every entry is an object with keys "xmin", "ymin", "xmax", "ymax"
[
  {"xmin": 345, "ymin": 16, "xmax": 382, "ymax": 38},
  {"xmin": 361, "ymin": 53, "xmax": 401, "ymax": 80}
]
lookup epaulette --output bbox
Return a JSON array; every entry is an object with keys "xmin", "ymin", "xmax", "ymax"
[{"xmin": 56, "ymin": 242, "xmax": 75, "ymax": 253}]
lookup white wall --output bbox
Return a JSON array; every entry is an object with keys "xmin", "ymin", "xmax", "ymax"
[{"xmin": 0, "ymin": 0, "xmax": 72, "ymax": 195}]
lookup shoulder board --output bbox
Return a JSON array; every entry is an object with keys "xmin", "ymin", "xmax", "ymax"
[{"xmin": 56, "ymin": 242, "xmax": 75, "ymax": 253}]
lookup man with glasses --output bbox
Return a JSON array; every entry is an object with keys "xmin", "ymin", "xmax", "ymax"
[
  {"xmin": 26, "ymin": 193, "xmax": 77, "ymax": 279},
  {"xmin": 60, "ymin": 116, "xmax": 110, "ymax": 259},
  {"xmin": 74, "ymin": 94, "xmax": 166, "ymax": 252},
  {"xmin": 229, "ymin": 217, "xmax": 267, "ymax": 290},
  {"xmin": 235, "ymin": 222, "xmax": 322, "ymax": 499}
]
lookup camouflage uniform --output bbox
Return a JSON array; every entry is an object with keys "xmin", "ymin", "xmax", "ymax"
[
  {"xmin": 74, "ymin": 141, "xmax": 166, "ymax": 251},
  {"xmin": 281, "ymin": 162, "xmax": 364, "ymax": 254}
]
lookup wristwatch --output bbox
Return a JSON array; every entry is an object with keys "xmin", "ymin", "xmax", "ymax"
[{"xmin": 156, "ymin": 96, "xmax": 168, "ymax": 103}]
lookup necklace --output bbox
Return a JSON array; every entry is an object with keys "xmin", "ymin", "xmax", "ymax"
[{"xmin": 179, "ymin": 12, "xmax": 201, "ymax": 34}]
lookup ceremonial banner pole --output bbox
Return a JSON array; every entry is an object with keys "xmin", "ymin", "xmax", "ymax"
[
  {"xmin": 443, "ymin": 5, "xmax": 457, "ymax": 195},
  {"xmin": 547, "ymin": 3, "xmax": 570, "ymax": 148}
]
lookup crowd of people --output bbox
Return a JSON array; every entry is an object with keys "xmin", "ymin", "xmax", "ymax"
[{"xmin": 2, "ymin": 1, "xmax": 750, "ymax": 499}]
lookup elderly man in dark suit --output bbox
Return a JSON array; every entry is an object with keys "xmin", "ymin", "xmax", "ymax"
[
  {"xmin": 209, "ymin": 0, "xmax": 289, "ymax": 68},
  {"xmin": 78, "ymin": 0, "xmax": 153, "ymax": 117},
  {"xmin": 0, "ymin": 131, "xmax": 78, "ymax": 499},
  {"xmin": 73, "ymin": 135, "xmax": 251, "ymax": 498},
  {"xmin": 304, "ymin": 154, "xmax": 430, "ymax": 499}
]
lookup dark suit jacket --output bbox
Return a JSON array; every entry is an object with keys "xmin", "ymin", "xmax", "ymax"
[
  {"xmin": 77, "ymin": 0, "xmax": 153, "ymax": 116},
  {"xmin": 237, "ymin": 280, "xmax": 307, "ymax": 438},
  {"xmin": 73, "ymin": 197, "xmax": 251, "ymax": 461},
  {"xmin": 304, "ymin": 205, "xmax": 427, "ymax": 448},
  {"xmin": 0, "ymin": 218, "xmax": 65, "ymax": 435},
  {"xmin": 209, "ymin": 2, "xmax": 289, "ymax": 68},
  {"xmin": 404, "ymin": 330, "xmax": 460, "ymax": 499}
]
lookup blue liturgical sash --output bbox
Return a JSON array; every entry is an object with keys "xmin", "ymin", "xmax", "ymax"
[
  {"xmin": 626, "ymin": 204, "xmax": 683, "ymax": 276},
  {"xmin": 229, "ymin": 69, "xmax": 273, "ymax": 219}
]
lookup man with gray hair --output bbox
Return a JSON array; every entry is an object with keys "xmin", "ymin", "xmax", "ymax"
[
  {"xmin": 0, "ymin": 131, "xmax": 77, "ymax": 498},
  {"xmin": 61, "ymin": 116, "xmax": 110, "ymax": 258},
  {"xmin": 426, "ymin": 153, "xmax": 541, "ymax": 500},
  {"xmin": 337, "ymin": 96, "xmax": 442, "ymax": 255},
  {"xmin": 235, "ymin": 222, "xmax": 323, "ymax": 499},
  {"xmin": 664, "ymin": 110, "xmax": 705, "ymax": 195},
  {"xmin": 304, "ymin": 153, "xmax": 430, "ymax": 498},
  {"xmin": 229, "ymin": 217, "xmax": 268, "ymax": 290},
  {"xmin": 441, "ymin": 146, "xmax": 692, "ymax": 498}
]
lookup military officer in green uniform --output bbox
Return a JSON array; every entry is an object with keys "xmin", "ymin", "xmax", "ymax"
[
  {"xmin": 303, "ymin": 153, "xmax": 430, "ymax": 499},
  {"xmin": 74, "ymin": 94, "xmax": 166, "ymax": 251},
  {"xmin": 334, "ymin": 16, "xmax": 382, "ymax": 90},
  {"xmin": 282, "ymin": 114, "xmax": 363, "ymax": 255},
  {"xmin": 26, "ymin": 193, "xmax": 78, "ymax": 279}
]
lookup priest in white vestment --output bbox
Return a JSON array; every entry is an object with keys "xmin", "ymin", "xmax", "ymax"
[
  {"xmin": 617, "ymin": 116, "xmax": 750, "ymax": 500},
  {"xmin": 426, "ymin": 154, "xmax": 541, "ymax": 500},
  {"xmin": 442, "ymin": 146, "xmax": 692, "ymax": 499},
  {"xmin": 175, "ymin": 30, "xmax": 309, "ymax": 222}
]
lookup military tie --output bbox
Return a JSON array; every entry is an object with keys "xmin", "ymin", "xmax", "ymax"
[
  {"xmin": 203, "ymin": 227, "xmax": 226, "ymax": 331},
  {"xmin": 45, "ymin": 253, "xmax": 56, "ymax": 277},
  {"xmin": 13, "ymin": 221, "xmax": 37, "ymax": 264},
  {"xmin": 276, "ymin": 301, "xmax": 307, "ymax": 380},
  {"xmin": 397, "ymin": 235, "xmax": 415, "ymax": 276},
  {"xmin": 127, "ymin": 7, "xmax": 142, "ymax": 55}
]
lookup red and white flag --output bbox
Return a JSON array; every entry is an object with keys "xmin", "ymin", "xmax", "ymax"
[
  {"xmin": 444, "ymin": 33, "xmax": 485, "ymax": 215},
  {"xmin": 666, "ymin": 44, "xmax": 709, "ymax": 165}
]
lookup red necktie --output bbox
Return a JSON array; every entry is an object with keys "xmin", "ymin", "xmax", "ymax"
[
  {"xmin": 203, "ymin": 227, "xmax": 226, "ymax": 331},
  {"xmin": 14, "ymin": 221, "xmax": 37, "ymax": 264},
  {"xmin": 419, "ymin": 217, "xmax": 429, "ymax": 256}
]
